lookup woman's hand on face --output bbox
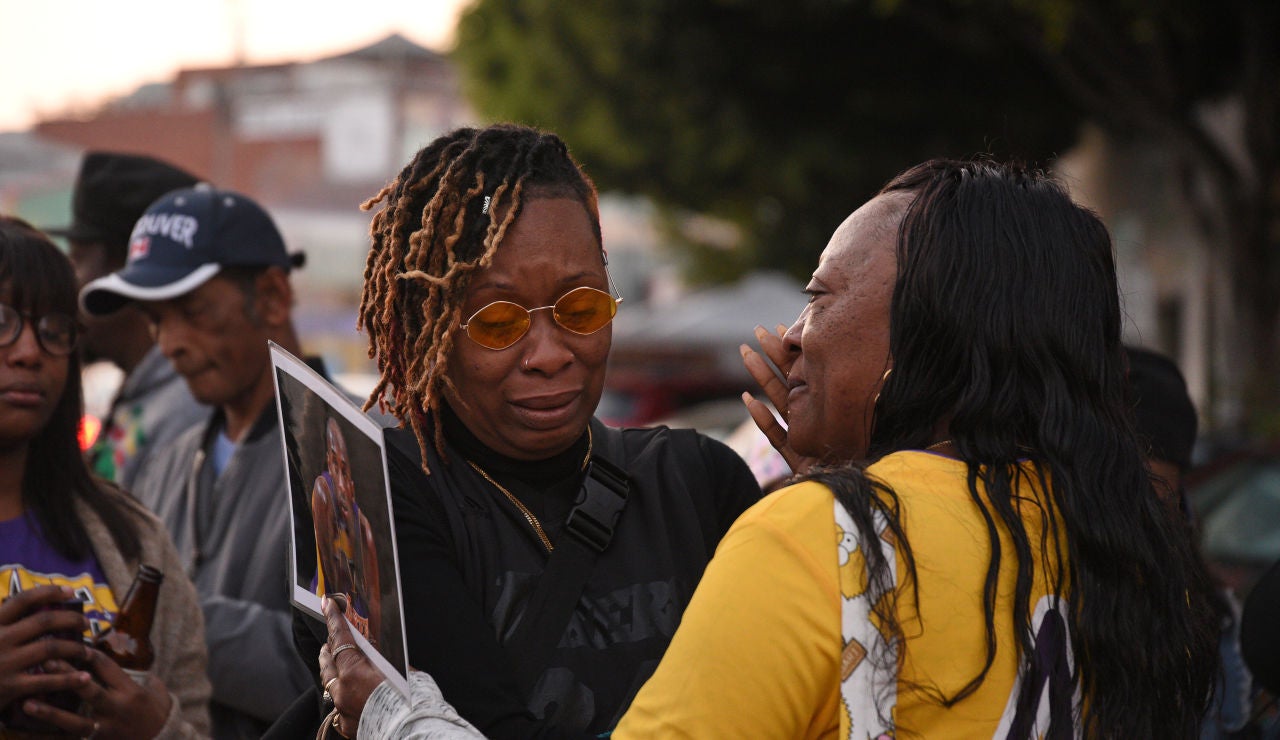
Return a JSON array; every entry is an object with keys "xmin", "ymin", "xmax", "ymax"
[
  {"xmin": 320, "ymin": 594, "xmax": 386, "ymax": 739},
  {"xmin": 22, "ymin": 647, "xmax": 173, "ymax": 740},
  {"xmin": 741, "ymin": 324, "xmax": 817, "ymax": 476},
  {"xmin": 0, "ymin": 585, "xmax": 94, "ymax": 709}
]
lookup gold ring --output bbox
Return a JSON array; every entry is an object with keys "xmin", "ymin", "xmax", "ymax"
[
  {"xmin": 324, "ymin": 676, "xmax": 339, "ymax": 692},
  {"xmin": 332, "ymin": 712, "xmax": 350, "ymax": 739},
  {"xmin": 332, "ymin": 643, "xmax": 358, "ymax": 659}
]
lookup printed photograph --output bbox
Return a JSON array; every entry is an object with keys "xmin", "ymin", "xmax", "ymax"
[{"xmin": 270, "ymin": 343, "xmax": 408, "ymax": 690}]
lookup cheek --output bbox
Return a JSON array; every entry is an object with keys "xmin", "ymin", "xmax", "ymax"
[
  {"xmin": 805, "ymin": 319, "xmax": 881, "ymax": 412},
  {"xmin": 443, "ymin": 345, "xmax": 521, "ymax": 420},
  {"xmin": 207, "ymin": 334, "xmax": 269, "ymax": 389},
  {"xmin": 448, "ymin": 341, "xmax": 517, "ymax": 389},
  {"xmin": 577, "ymin": 332, "xmax": 611, "ymax": 371},
  {"xmin": 571, "ymin": 334, "xmax": 612, "ymax": 405}
]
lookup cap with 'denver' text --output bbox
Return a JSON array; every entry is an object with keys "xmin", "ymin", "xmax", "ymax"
[{"xmin": 79, "ymin": 185, "xmax": 304, "ymax": 316}]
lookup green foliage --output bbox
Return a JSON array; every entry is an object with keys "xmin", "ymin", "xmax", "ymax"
[
  {"xmin": 452, "ymin": 0, "xmax": 1080, "ymax": 283},
  {"xmin": 451, "ymin": 0, "xmax": 1280, "ymax": 432}
]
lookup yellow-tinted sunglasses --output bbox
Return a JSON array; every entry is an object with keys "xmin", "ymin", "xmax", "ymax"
[{"xmin": 461, "ymin": 286, "xmax": 622, "ymax": 351}]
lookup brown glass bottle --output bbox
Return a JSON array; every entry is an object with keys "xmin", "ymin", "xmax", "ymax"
[{"xmin": 95, "ymin": 564, "xmax": 162, "ymax": 679}]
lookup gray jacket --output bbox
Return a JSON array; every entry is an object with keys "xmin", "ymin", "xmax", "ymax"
[
  {"xmin": 133, "ymin": 404, "xmax": 312, "ymax": 740},
  {"xmin": 89, "ymin": 345, "xmax": 209, "ymax": 492}
]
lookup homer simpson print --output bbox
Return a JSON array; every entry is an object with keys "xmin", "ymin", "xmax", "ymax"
[{"xmin": 835, "ymin": 501, "xmax": 898, "ymax": 740}]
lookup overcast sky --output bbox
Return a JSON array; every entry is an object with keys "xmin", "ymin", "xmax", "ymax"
[{"xmin": 0, "ymin": 0, "xmax": 471, "ymax": 132}]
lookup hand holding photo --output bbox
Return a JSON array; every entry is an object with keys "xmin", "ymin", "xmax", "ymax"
[{"xmin": 270, "ymin": 342, "xmax": 408, "ymax": 697}]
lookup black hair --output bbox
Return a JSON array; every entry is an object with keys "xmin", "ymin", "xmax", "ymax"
[
  {"xmin": 804, "ymin": 160, "xmax": 1218, "ymax": 735},
  {"xmin": 0, "ymin": 215, "xmax": 141, "ymax": 561},
  {"xmin": 359, "ymin": 123, "xmax": 601, "ymax": 469},
  {"xmin": 1125, "ymin": 345, "xmax": 1198, "ymax": 472}
]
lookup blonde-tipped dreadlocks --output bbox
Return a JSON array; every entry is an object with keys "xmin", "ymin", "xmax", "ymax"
[{"xmin": 358, "ymin": 124, "xmax": 601, "ymax": 473}]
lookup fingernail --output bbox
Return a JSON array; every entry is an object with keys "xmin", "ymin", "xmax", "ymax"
[
  {"xmin": 739, "ymin": 343, "xmax": 751, "ymax": 358},
  {"xmin": 776, "ymin": 324, "xmax": 787, "ymax": 336},
  {"xmin": 321, "ymin": 596, "xmax": 329, "ymax": 610},
  {"xmin": 740, "ymin": 392, "xmax": 753, "ymax": 405},
  {"xmin": 753, "ymin": 325, "xmax": 767, "ymax": 341}
]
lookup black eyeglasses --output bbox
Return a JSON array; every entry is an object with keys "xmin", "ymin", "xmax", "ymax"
[{"xmin": 0, "ymin": 304, "xmax": 78, "ymax": 356}]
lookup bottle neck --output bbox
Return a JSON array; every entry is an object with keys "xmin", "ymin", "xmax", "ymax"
[{"xmin": 115, "ymin": 568, "xmax": 162, "ymax": 637}]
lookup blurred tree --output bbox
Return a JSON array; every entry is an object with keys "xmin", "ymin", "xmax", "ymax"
[
  {"xmin": 895, "ymin": 0, "xmax": 1280, "ymax": 436},
  {"xmin": 452, "ymin": 0, "xmax": 1078, "ymax": 282},
  {"xmin": 453, "ymin": 0, "xmax": 1280, "ymax": 433}
]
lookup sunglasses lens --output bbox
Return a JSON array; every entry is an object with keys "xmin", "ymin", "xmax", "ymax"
[
  {"xmin": 553, "ymin": 287, "xmax": 617, "ymax": 335},
  {"xmin": 466, "ymin": 301, "xmax": 531, "ymax": 350},
  {"xmin": 38, "ymin": 314, "xmax": 76, "ymax": 356}
]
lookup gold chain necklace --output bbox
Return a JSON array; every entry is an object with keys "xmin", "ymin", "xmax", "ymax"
[
  {"xmin": 466, "ymin": 428, "xmax": 593, "ymax": 554},
  {"xmin": 926, "ymin": 439, "xmax": 954, "ymax": 451}
]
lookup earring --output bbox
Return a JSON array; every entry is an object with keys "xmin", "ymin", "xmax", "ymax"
[{"xmin": 872, "ymin": 367, "xmax": 892, "ymax": 407}]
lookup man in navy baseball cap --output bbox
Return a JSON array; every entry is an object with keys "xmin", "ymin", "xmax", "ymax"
[
  {"xmin": 81, "ymin": 184, "xmax": 305, "ymax": 315},
  {"xmin": 79, "ymin": 185, "xmax": 315, "ymax": 737}
]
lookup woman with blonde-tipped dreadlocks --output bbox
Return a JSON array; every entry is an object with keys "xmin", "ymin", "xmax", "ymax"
[{"xmin": 282, "ymin": 124, "xmax": 761, "ymax": 740}]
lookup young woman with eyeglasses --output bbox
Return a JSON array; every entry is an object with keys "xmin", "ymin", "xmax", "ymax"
[
  {"xmin": 0, "ymin": 216, "xmax": 211, "ymax": 739},
  {"xmin": 274, "ymin": 125, "xmax": 761, "ymax": 740}
]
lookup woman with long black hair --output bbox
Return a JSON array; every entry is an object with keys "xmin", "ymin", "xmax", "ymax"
[
  {"xmin": 317, "ymin": 158, "xmax": 1220, "ymax": 738},
  {"xmin": 0, "ymin": 216, "xmax": 209, "ymax": 739},
  {"xmin": 713, "ymin": 158, "xmax": 1221, "ymax": 737}
]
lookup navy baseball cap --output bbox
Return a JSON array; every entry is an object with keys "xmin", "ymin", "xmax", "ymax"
[{"xmin": 80, "ymin": 185, "xmax": 305, "ymax": 316}]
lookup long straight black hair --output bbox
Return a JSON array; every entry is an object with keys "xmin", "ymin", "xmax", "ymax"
[
  {"xmin": 0, "ymin": 216, "xmax": 140, "ymax": 561},
  {"xmin": 806, "ymin": 160, "xmax": 1218, "ymax": 736}
]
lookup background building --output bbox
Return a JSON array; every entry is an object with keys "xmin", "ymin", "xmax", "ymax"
[{"xmin": 12, "ymin": 34, "xmax": 474, "ymax": 381}]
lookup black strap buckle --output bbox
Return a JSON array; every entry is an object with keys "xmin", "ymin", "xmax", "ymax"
[{"xmin": 565, "ymin": 456, "xmax": 630, "ymax": 553}]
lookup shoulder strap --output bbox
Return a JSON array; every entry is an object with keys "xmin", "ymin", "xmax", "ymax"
[
  {"xmin": 506, "ymin": 419, "xmax": 631, "ymax": 694},
  {"xmin": 384, "ymin": 422, "xmax": 633, "ymax": 694}
]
